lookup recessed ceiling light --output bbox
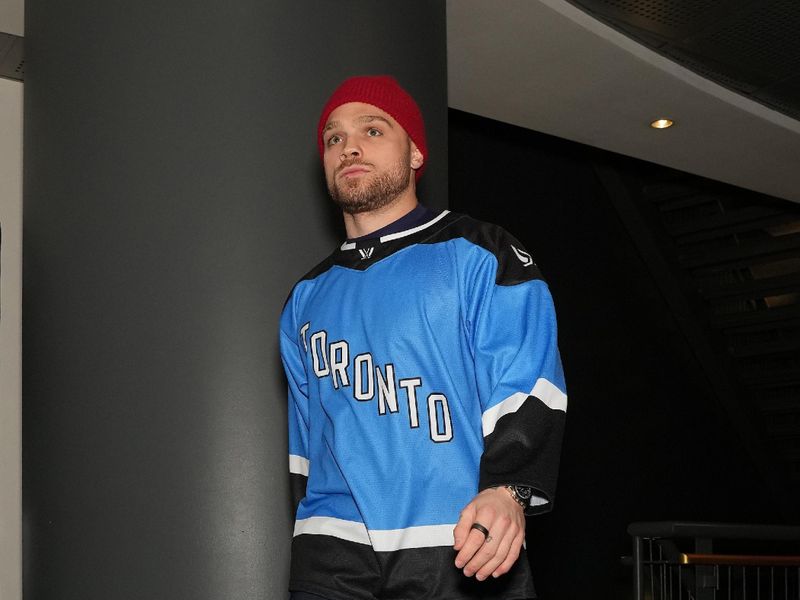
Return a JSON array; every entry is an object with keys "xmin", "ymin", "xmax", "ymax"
[{"xmin": 650, "ymin": 118, "xmax": 674, "ymax": 129}]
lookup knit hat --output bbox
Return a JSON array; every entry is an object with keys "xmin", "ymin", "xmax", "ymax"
[{"xmin": 317, "ymin": 75, "xmax": 427, "ymax": 180}]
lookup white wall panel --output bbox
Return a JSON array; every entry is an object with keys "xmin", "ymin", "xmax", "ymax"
[
  {"xmin": 0, "ymin": 76, "xmax": 23, "ymax": 600},
  {"xmin": 0, "ymin": 0, "xmax": 24, "ymax": 36}
]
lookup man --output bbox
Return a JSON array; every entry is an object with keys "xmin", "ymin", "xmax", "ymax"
[{"xmin": 280, "ymin": 75, "xmax": 567, "ymax": 600}]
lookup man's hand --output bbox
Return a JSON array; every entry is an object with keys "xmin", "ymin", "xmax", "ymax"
[{"xmin": 452, "ymin": 487, "xmax": 525, "ymax": 580}]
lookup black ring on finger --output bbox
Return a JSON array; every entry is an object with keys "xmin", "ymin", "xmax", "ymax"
[{"xmin": 470, "ymin": 522, "xmax": 490, "ymax": 540}]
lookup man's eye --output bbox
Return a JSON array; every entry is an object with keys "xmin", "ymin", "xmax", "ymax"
[
  {"xmin": 327, "ymin": 134, "xmax": 342, "ymax": 146},
  {"xmin": 367, "ymin": 128, "xmax": 382, "ymax": 137}
]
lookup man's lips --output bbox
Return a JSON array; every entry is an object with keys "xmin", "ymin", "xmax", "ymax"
[{"xmin": 338, "ymin": 164, "xmax": 371, "ymax": 178}]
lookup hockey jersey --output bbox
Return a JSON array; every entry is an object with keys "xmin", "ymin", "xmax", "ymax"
[{"xmin": 279, "ymin": 209, "xmax": 567, "ymax": 600}]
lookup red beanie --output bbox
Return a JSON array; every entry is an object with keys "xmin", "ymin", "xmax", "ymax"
[{"xmin": 317, "ymin": 75, "xmax": 428, "ymax": 180}]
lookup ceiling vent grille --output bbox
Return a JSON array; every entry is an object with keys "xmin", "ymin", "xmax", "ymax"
[
  {"xmin": 592, "ymin": 0, "xmax": 719, "ymax": 28},
  {"xmin": 703, "ymin": 1, "xmax": 800, "ymax": 76}
]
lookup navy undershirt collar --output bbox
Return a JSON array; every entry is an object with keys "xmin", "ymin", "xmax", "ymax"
[{"xmin": 346, "ymin": 204, "xmax": 436, "ymax": 243}]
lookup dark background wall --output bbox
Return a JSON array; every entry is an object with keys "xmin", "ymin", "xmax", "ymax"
[
  {"xmin": 22, "ymin": 2, "xmax": 446, "ymax": 598},
  {"xmin": 449, "ymin": 109, "xmax": 784, "ymax": 599}
]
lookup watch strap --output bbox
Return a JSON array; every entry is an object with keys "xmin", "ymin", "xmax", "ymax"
[{"xmin": 503, "ymin": 485, "xmax": 532, "ymax": 509}]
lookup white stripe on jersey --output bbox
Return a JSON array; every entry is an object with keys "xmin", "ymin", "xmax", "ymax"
[
  {"xmin": 380, "ymin": 210, "xmax": 450, "ymax": 242},
  {"xmin": 481, "ymin": 378, "xmax": 567, "ymax": 437},
  {"xmin": 293, "ymin": 517, "xmax": 458, "ymax": 551},
  {"xmin": 294, "ymin": 516, "xmax": 371, "ymax": 545},
  {"xmin": 369, "ymin": 523, "xmax": 456, "ymax": 551},
  {"xmin": 289, "ymin": 454, "xmax": 310, "ymax": 476},
  {"xmin": 339, "ymin": 210, "xmax": 451, "ymax": 250}
]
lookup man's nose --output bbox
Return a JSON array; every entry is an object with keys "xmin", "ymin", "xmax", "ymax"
[{"xmin": 341, "ymin": 144, "xmax": 361, "ymax": 159}]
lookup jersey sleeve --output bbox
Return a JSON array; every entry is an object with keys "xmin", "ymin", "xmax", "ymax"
[
  {"xmin": 464, "ymin": 234, "xmax": 567, "ymax": 515},
  {"xmin": 279, "ymin": 297, "xmax": 310, "ymax": 513}
]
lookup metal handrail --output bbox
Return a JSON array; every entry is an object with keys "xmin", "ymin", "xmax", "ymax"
[
  {"xmin": 679, "ymin": 553, "xmax": 800, "ymax": 566},
  {"xmin": 629, "ymin": 521, "xmax": 800, "ymax": 600}
]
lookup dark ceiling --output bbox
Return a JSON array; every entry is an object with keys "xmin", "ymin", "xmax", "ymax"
[{"xmin": 566, "ymin": 0, "xmax": 800, "ymax": 121}]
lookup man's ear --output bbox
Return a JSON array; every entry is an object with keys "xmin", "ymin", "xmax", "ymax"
[{"xmin": 410, "ymin": 146, "xmax": 424, "ymax": 170}]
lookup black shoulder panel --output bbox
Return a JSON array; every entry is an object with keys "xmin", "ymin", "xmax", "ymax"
[
  {"xmin": 281, "ymin": 253, "xmax": 336, "ymax": 310},
  {"xmin": 423, "ymin": 213, "xmax": 544, "ymax": 286},
  {"xmin": 297, "ymin": 253, "xmax": 338, "ymax": 283}
]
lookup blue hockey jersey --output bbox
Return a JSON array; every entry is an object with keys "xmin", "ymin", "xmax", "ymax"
[{"xmin": 279, "ymin": 209, "xmax": 567, "ymax": 600}]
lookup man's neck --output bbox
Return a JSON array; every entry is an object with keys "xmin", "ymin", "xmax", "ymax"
[{"xmin": 342, "ymin": 191, "xmax": 419, "ymax": 239}]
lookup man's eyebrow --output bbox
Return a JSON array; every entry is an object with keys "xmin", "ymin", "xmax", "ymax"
[
  {"xmin": 356, "ymin": 115, "xmax": 394, "ymax": 128},
  {"xmin": 323, "ymin": 115, "xmax": 394, "ymax": 133}
]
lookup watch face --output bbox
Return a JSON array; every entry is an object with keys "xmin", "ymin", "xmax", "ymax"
[{"xmin": 513, "ymin": 486, "xmax": 533, "ymax": 501}]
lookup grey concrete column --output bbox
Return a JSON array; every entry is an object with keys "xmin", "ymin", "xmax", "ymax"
[{"xmin": 23, "ymin": 2, "xmax": 446, "ymax": 598}]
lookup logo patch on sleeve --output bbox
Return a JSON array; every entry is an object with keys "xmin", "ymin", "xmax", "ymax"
[{"xmin": 511, "ymin": 245, "xmax": 534, "ymax": 267}]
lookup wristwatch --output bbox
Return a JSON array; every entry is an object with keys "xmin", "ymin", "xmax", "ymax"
[{"xmin": 503, "ymin": 485, "xmax": 533, "ymax": 509}]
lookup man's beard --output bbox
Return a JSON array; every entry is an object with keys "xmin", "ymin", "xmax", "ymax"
[{"xmin": 328, "ymin": 156, "xmax": 412, "ymax": 215}]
